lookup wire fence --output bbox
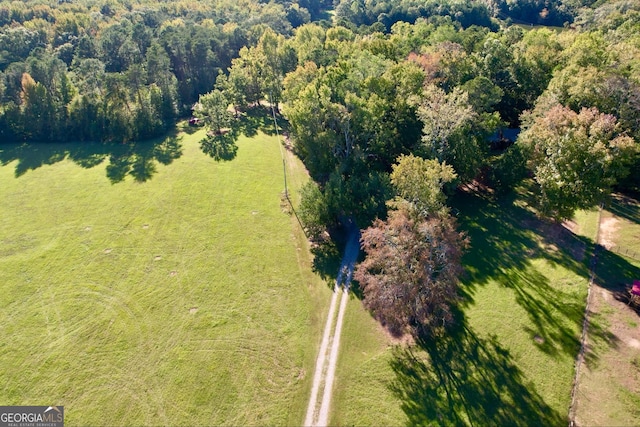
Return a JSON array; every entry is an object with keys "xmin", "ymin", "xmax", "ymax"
[
  {"xmin": 568, "ymin": 206, "xmax": 602, "ymax": 426},
  {"xmin": 610, "ymin": 245, "xmax": 640, "ymax": 262}
]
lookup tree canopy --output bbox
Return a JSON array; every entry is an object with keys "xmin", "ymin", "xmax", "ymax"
[
  {"xmin": 355, "ymin": 208, "xmax": 467, "ymax": 337},
  {"xmin": 519, "ymin": 105, "xmax": 637, "ymax": 219}
]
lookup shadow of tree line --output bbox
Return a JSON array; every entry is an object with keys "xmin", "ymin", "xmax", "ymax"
[
  {"xmin": 0, "ymin": 105, "xmax": 286, "ymax": 182},
  {"xmin": 198, "ymin": 104, "xmax": 287, "ymax": 162},
  {"xmin": 607, "ymin": 193, "xmax": 640, "ymax": 225},
  {"xmin": 0, "ymin": 135, "xmax": 183, "ymax": 183},
  {"xmin": 390, "ymin": 313, "xmax": 566, "ymax": 426},
  {"xmin": 450, "ymin": 187, "xmax": 602, "ymax": 359}
]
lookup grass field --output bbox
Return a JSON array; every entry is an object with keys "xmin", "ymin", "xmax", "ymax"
[
  {"xmin": 574, "ymin": 194, "xmax": 640, "ymax": 426},
  {"xmin": 331, "ymin": 184, "xmax": 596, "ymax": 425},
  {"xmin": 0, "ymin": 126, "xmax": 330, "ymax": 426}
]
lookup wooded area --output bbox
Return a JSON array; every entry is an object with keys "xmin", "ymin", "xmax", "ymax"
[{"xmin": 1, "ymin": 0, "xmax": 639, "ymax": 335}]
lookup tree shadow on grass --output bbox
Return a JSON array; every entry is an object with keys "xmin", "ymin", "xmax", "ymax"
[
  {"xmin": 606, "ymin": 193, "xmax": 640, "ymax": 225},
  {"xmin": 450, "ymin": 187, "xmax": 598, "ymax": 358},
  {"xmin": 593, "ymin": 245, "xmax": 640, "ymax": 311},
  {"xmin": 197, "ymin": 104, "xmax": 288, "ymax": 162},
  {"xmin": 235, "ymin": 105, "xmax": 289, "ymax": 138},
  {"xmin": 0, "ymin": 134, "xmax": 183, "ymax": 183},
  {"xmin": 106, "ymin": 136, "xmax": 182, "ymax": 183},
  {"xmin": 309, "ymin": 239, "xmax": 341, "ymax": 282},
  {"xmin": 199, "ymin": 130, "xmax": 238, "ymax": 162},
  {"xmin": 578, "ymin": 245, "xmax": 640, "ymax": 367},
  {"xmin": 389, "ymin": 315, "xmax": 565, "ymax": 427}
]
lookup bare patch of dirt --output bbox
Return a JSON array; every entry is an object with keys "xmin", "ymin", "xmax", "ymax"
[
  {"xmin": 376, "ymin": 322, "xmax": 415, "ymax": 347},
  {"xmin": 562, "ymin": 218, "xmax": 579, "ymax": 234},
  {"xmin": 296, "ymin": 368, "xmax": 306, "ymax": 381},
  {"xmin": 599, "ymin": 217, "xmax": 620, "ymax": 250},
  {"xmin": 625, "ymin": 337, "xmax": 640, "ymax": 349},
  {"xmin": 540, "ymin": 220, "xmax": 587, "ymax": 262}
]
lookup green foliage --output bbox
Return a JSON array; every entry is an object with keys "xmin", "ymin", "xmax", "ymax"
[
  {"xmin": 519, "ymin": 105, "xmax": 638, "ymax": 219},
  {"xmin": 0, "ymin": 0, "xmax": 335, "ymax": 142},
  {"xmin": 323, "ymin": 168, "xmax": 393, "ymax": 227},
  {"xmin": 390, "ymin": 154, "xmax": 457, "ymax": 217},
  {"xmin": 334, "ymin": 0, "xmax": 496, "ymax": 32},
  {"xmin": 298, "ymin": 180, "xmax": 331, "ymax": 239},
  {"xmin": 487, "ymin": 143, "xmax": 529, "ymax": 194},
  {"xmin": 418, "ymin": 84, "xmax": 494, "ymax": 181},
  {"xmin": 460, "ymin": 75, "xmax": 503, "ymax": 113},
  {"xmin": 488, "ymin": 0, "xmax": 576, "ymax": 26},
  {"xmin": 194, "ymin": 89, "xmax": 232, "ymax": 134}
]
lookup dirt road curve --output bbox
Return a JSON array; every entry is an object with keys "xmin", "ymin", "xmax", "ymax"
[{"xmin": 304, "ymin": 227, "xmax": 360, "ymax": 427}]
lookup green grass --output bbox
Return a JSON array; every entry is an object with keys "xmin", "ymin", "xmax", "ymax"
[
  {"xmin": 0, "ymin": 128, "xmax": 329, "ymax": 426},
  {"xmin": 573, "ymin": 194, "xmax": 640, "ymax": 426},
  {"xmin": 331, "ymin": 297, "xmax": 404, "ymax": 426},
  {"xmin": 331, "ymin": 187, "xmax": 596, "ymax": 425}
]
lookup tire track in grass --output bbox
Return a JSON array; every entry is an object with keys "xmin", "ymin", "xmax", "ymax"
[{"xmin": 304, "ymin": 226, "xmax": 359, "ymax": 427}]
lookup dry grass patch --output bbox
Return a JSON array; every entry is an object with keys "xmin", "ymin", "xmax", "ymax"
[{"xmin": 574, "ymin": 195, "xmax": 640, "ymax": 426}]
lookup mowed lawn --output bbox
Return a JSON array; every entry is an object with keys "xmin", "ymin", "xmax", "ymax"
[
  {"xmin": 0, "ymin": 129, "xmax": 328, "ymax": 426},
  {"xmin": 331, "ymin": 186, "xmax": 596, "ymax": 425},
  {"xmin": 574, "ymin": 195, "xmax": 640, "ymax": 426}
]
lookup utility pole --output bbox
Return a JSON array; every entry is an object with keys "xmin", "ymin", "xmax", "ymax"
[{"xmin": 269, "ymin": 92, "xmax": 288, "ymax": 200}]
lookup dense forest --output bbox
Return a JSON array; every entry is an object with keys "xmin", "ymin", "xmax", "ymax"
[
  {"xmin": 1, "ymin": 0, "xmax": 639, "ymax": 341},
  {"xmin": 1, "ymin": 0, "xmax": 639, "ymax": 224},
  {"xmin": 0, "ymin": 0, "xmax": 624, "ymax": 143},
  {"xmin": 0, "ymin": 0, "xmax": 332, "ymax": 142}
]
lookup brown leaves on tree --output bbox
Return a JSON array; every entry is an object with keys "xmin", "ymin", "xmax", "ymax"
[{"xmin": 354, "ymin": 209, "xmax": 468, "ymax": 338}]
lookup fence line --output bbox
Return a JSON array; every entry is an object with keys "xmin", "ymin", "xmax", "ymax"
[
  {"xmin": 568, "ymin": 205, "xmax": 602, "ymax": 426},
  {"xmin": 610, "ymin": 245, "xmax": 640, "ymax": 262}
]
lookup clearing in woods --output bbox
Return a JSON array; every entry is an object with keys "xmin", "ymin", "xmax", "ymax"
[{"xmin": 0, "ymin": 126, "xmax": 330, "ymax": 426}]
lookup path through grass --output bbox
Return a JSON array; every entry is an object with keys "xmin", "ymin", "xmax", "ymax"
[
  {"xmin": 574, "ymin": 194, "xmax": 640, "ymax": 426},
  {"xmin": 0, "ymin": 128, "xmax": 328, "ymax": 426}
]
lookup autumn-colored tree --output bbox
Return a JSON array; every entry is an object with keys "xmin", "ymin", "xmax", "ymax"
[
  {"xmin": 355, "ymin": 208, "xmax": 467, "ymax": 338},
  {"xmin": 519, "ymin": 105, "xmax": 637, "ymax": 220}
]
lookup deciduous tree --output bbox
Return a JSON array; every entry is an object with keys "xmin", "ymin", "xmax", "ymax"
[
  {"xmin": 519, "ymin": 105, "xmax": 637, "ymax": 220},
  {"xmin": 390, "ymin": 154, "xmax": 457, "ymax": 217},
  {"xmin": 355, "ymin": 208, "xmax": 467, "ymax": 338},
  {"xmin": 194, "ymin": 89, "xmax": 233, "ymax": 136}
]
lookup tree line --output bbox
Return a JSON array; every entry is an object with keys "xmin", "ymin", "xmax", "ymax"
[
  {"xmin": 0, "ymin": 0, "xmax": 611, "ymax": 144},
  {"xmin": 193, "ymin": 0, "xmax": 640, "ymax": 337},
  {"xmin": 0, "ymin": 0, "xmax": 331, "ymax": 142},
  {"xmin": 2, "ymin": 0, "xmax": 640, "ymax": 336}
]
